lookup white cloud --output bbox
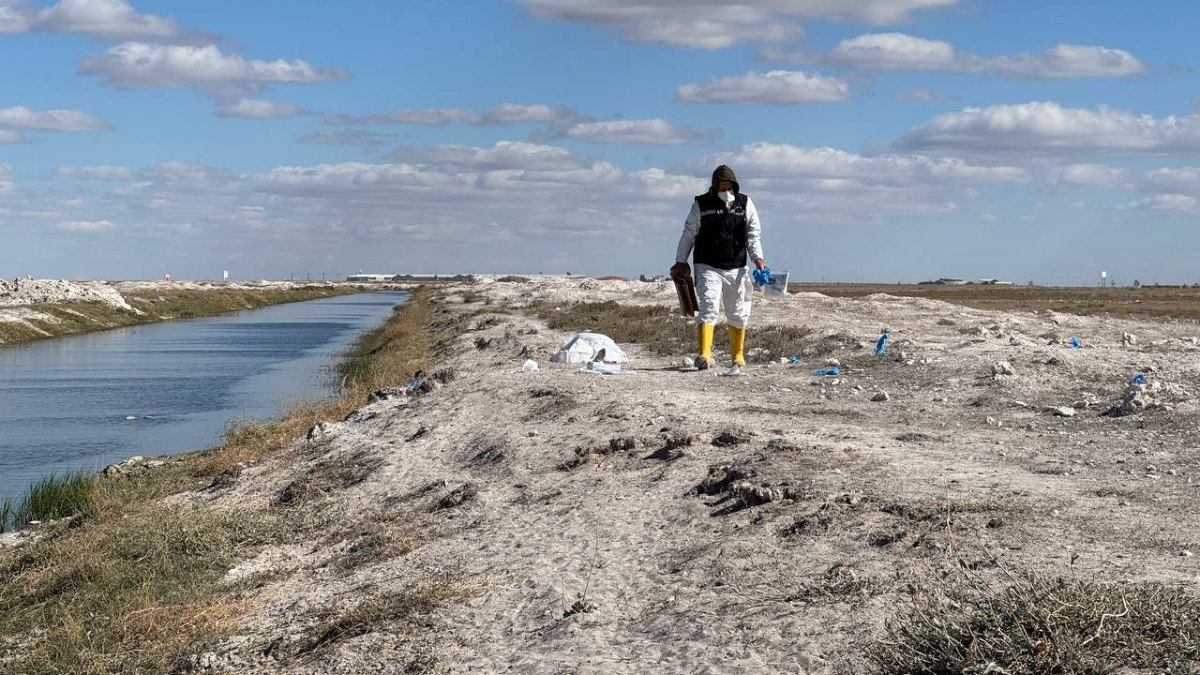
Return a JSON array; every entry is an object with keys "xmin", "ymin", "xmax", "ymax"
[
  {"xmin": 677, "ymin": 70, "xmax": 849, "ymax": 104},
  {"xmin": 0, "ymin": 162, "xmax": 15, "ymax": 194},
  {"xmin": 988, "ymin": 44, "xmax": 1147, "ymax": 79},
  {"xmin": 564, "ymin": 119, "xmax": 718, "ymax": 144},
  {"xmin": 705, "ymin": 142, "xmax": 1027, "ymax": 185},
  {"xmin": 297, "ymin": 130, "xmax": 396, "ymax": 147},
  {"xmin": 59, "ymin": 219, "xmax": 116, "ymax": 231},
  {"xmin": 1050, "ymin": 164, "xmax": 1132, "ymax": 189},
  {"xmin": 0, "ymin": 3, "xmax": 30, "ymax": 33},
  {"xmin": 894, "ymin": 87, "xmax": 957, "ymax": 103},
  {"xmin": 325, "ymin": 108, "xmax": 482, "ymax": 126},
  {"xmin": 0, "ymin": 105, "xmax": 110, "ymax": 131},
  {"xmin": 386, "ymin": 141, "xmax": 587, "ymax": 171},
  {"xmin": 899, "ymin": 102, "xmax": 1200, "ymax": 155},
  {"xmin": 79, "ymin": 42, "xmax": 347, "ymax": 98},
  {"xmin": 54, "ymin": 165, "xmax": 136, "ymax": 180},
  {"xmin": 1145, "ymin": 167, "xmax": 1200, "ymax": 193},
  {"xmin": 1126, "ymin": 194, "xmax": 1199, "ymax": 214},
  {"xmin": 484, "ymin": 102, "xmax": 583, "ymax": 125},
  {"xmin": 0, "ymin": 129, "xmax": 25, "ymax": 143},
  {"xmin": 828, "ymin": 33, "xmax": 1146, "ymax": 79},
  {"xmin": 514, "ymin": 0, "xmax": 957, "ymax": 48},
  {"xmin": 37, "ymin": 0, "xmax": 181, "ymax": 40},
  {"xmin": 217, "ymin": 98, "xmax": 310, "ymax": 119}
]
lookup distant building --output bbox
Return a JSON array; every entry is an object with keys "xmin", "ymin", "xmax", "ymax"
[{"xmin": 346, "ymin": 273, "xmax": 393, "ymax": 282}]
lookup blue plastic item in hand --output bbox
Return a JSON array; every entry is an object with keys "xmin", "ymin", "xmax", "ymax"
[
  {"xmin": 875, "ymin": 332, "xmax": 891, "ymax": 356},
  {"xmin": 812, "ymin": 368, "xmax": 841, "ymax": 377},
  {"xmin": 1129, "ymin": 373, "xmax": 1147, "ymax": 385},
  {"xmin": 753, "ymin": 266, "xmax": 772, "ymax": 287},
  {"xmin": 1070, "ymin": 336, "xmax": 1082, "ymax": 349}
]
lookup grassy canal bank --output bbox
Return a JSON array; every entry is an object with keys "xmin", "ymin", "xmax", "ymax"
[
  {"xmin": 0, "ymin": 286, "xmax": 447, "ymax": 673},
  {"xmin": 0, "ymin": 285, "xmax": 364, "ymax": 349}
]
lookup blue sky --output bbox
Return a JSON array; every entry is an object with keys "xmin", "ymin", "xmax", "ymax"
[{"xmin": 2, "ymin": 0, "xmax": 1199, "ymax": 284}]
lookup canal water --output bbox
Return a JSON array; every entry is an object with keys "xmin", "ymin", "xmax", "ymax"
[{"xmin": 0, "ymin": 291, "xmax": 407, "ymax": 503}]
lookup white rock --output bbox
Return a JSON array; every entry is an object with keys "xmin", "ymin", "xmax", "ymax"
[
  {"xmin": 991, "ymin": 361, "xmax": 1015, "ymax": 376},
  {"xmin": 1045, "ymin": 406, "xmax": 1076, "ymax": 417}
]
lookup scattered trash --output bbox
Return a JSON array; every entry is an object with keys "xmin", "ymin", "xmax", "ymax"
[
  {"xmin": 1069, "ymin": 336, "xmax": 1082, "ymax": 349},
  {"xmin": 1129, "ymin": 373, "xmax": 1146, "ymax": 385},
  {"xmin": 762, "ymin": 269, "xmax": 789, "ymax": 296},
  {"xmin": 404, "ymin": 377, "xmax": 424, "ymax": 391},
  {"xmin": 1122, "ymin": 332, "xmax": 1138, "ymax": 347},
  {"xmin": 787, "ymin": 355, "xmax": 802, "ymax": 365},
  {"xmin": 682, "ymin": 356, "xmax": 695, "ymax": 368},
  {"xmin": 521, "ymin": 359, "xmax": 539, "ymax": 373},
  {"xmin": 720, "ymin": 365, "xmax": 742, "ymax": 377},
  {"xmin": 1044, "ymin": 406, "xmax": 1076, "ymax": 417},
  {"xmin": 551, "ymin": 333, "xmax": 629, "ymax": 364},
  {"xmin": 579, "ymin": 360, "xmax": 631, "ymax": 375},
  {"xmin": 812, "ymin": 368, "xmax": 841, "ymax": 377},
  {"xmin": 875, "ymin": 331, "xmax": 891, "ymax": 356}
]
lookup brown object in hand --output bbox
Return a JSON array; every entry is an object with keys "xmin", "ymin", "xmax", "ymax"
[{"xmin": 671, "ymin": 269, "xmax": 699, "ymax": 317}]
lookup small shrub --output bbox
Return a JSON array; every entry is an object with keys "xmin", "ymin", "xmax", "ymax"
[{"xmin": 13, "ymin": 471, "xmax": 101, "ymax": 528}]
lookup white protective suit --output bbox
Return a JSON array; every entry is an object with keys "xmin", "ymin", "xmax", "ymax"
[{"xmin": 674, "ymin": 194, "xmax": 763, "ymax": 328}]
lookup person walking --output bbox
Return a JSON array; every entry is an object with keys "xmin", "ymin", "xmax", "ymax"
[{"xmin": 670, "ymin": 164, "xmax": 766, "ymax": 375}]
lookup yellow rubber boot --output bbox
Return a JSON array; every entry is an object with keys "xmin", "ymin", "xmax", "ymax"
[
  {"xmin": 728, "ymin": 326, "xmax": 746, "ymax": 366},
  {"xmin": 697, "ymin": 323, "xmax": 715, "ymax": 370}
]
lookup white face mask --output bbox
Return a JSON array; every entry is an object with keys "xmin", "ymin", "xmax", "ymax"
[{"xmin": 718, "ymin": 190, "xmax": 734, "ymax": 203}]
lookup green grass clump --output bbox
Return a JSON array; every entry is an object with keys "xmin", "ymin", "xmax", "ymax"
[
  {"xmin": 8, "ymin": 471, "xmax": 100, "ymax": 530},
  {"xmin": 870, "ymin": 572, "xmax": 1200, "ymax": 674}
]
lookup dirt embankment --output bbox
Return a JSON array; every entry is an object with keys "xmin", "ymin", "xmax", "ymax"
[
  {"xmin": 0, "ymin": 279, "xmax": 368, "ymax": 347},
  {"xmin": 147, "ymin": 278, "xmax": 1199, "ymax": 673}
]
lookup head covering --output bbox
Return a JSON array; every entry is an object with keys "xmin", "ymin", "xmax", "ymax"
[{"xmin": 710, "ymin": 164, "xmax": 739, "ymax": 195}]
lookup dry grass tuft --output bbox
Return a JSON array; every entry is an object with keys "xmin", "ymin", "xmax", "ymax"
[{"xmin": 870, "ymin": 571, "xmax": 1200, "ymax": 674}]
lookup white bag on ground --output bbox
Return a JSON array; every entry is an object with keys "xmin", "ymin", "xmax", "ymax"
[{"xmin": 550, "ymin": 332, "xmax": 628, "ymax": 364}]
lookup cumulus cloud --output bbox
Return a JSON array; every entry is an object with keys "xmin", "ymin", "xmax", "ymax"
[
  {"xmin": 323, "ymin": 102, "xmax": 718, "ymax": 145},
  {"xmin": 1145, "ymin": 167, "xmax": 1200, "ymax": 193},
  {"xmin": 704, "ymin": 142, "xmax": 1027, "ymax": 186},
  {"xmin": 894, "ymin": 87, "xmax": 957, "ymax": 102},
  {"xmin": 386, "ymin": 141, "xmax": 589, "ymax": 171},
  {"xmin": 1126, "ymin": 194, "xmax": 1199, "ymax": 214},
  {"xmin": 217, "ymin": 98, "xmax": 311, "ymax": 118},
  {"xmin": 0, "ymin": 0, "xmax": 214, "ymax": 41},
  {"xmin": 677, "ymin": 70, "xmax": 849, "ymax": 104},
  {"xmin": 0, "ymin": 162, "xmax": 15, "ymax": 194},
  {"xmin": 297, "ymin": 130, "xmax": 396, "ymax": 147},
  {"xmin": 0, "ymin": 129, "xmax": 26, "ymax": 143},
  {"xmin": 484, "ymin": 102, "xmax": 583, "ymax": 126},
  {"xmin": 0, "ymin": 105, "xmax": 110, "ymax": 131},
  {"xmin": 1050, "ymin": 163, "xmax": 1132, "ymax": 189},
  {"xmin": 79, "ymin": 42, "xmax": 348, "ymax": 98},
  {"xmin": 826, "ymin": 33, "xmax": 1146, "ymax": 79},
  {"xmin": 514, "ymin": 0, "xmax": 958, "ymax": 48},
  {"xmin": 54, "ymin": 164, "xmax": 136, "ymax": 180},
  {"xmin": 59, "ymin": 218, "xmax": 116, "ymax": 231},
  {"xmin": 324, "ymin": 108, "xmax": 483, "ymax": 126},
  {"xmin": 898, "ymin": 102, "xmax": 1200, "ymax": 155},
  {"xmin": 563, "ymin": 119, "xmax": 719, "ymax": 144}
]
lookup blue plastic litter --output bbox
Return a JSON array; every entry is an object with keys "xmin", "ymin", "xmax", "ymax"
[
  {"xmin": 875, "ymin": 332, "xmax": 891, "ymax": 356},
  {"xmin": 1069, "ymin": 336, "xmax": 1082, "ymax": 349},
  {"xmin": 812, "ymin": 368, "xmax": 841, "ymax": 377},
  {"xmin": 1129, "ymin": 373, "xmax": 1147, "ymax": 385},
  {"xmin": 404, "ymin": 377, "xmax": 424, "ymax": 391},
  {"xmin": 753, "ymin": 266, "xmax": 772, "ymax": 287},
  {"xmin": 787, "ymin": 355, "xmax": 802, "ymax": 365}
]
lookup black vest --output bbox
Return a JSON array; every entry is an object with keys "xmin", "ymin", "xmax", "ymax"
[{"xmin": 693, "ymin": 191, "xmax": 749, "ymax": 270}]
